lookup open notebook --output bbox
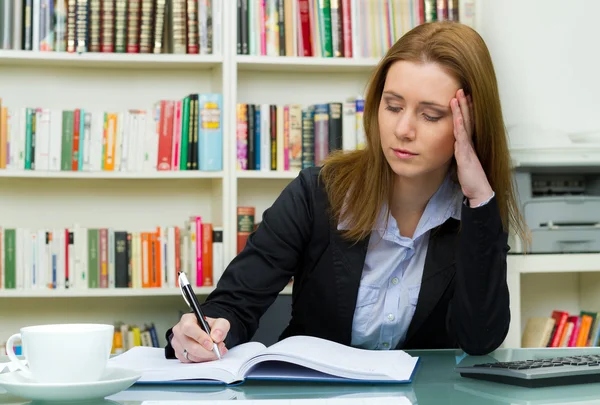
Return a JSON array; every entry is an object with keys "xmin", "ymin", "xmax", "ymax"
[{"xmin": 108, "ymin": 335, "xmax": 419, "ymax": 385}]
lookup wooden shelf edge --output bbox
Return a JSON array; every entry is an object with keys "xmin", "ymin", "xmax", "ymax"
[
  {"xmin": 508, "ymin": 253, "xmax": 600, "ymax": 274},
  {"xmin": 236, "ymin": 55, "xmax": 380, "ymax": 72},
  {"xmin": 0, "ymin": 50, "xmax": 223, "ymax": 69},
  {"xmin": 236, "ymin": 171, "xmax": 299, "ymax": 179},
  {"xmin": 0, "ymin": 170, "xmax": 224, "ymax": 179},
  {"xmin": 0, "ymin": 285, "xmax": 293, "ymax": 298}
]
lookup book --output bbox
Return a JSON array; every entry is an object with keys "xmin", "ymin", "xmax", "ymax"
[
  {"xmin": 521, "ymin": 317, "xmax": 555, "ymax": 348},
  {"xmin": 108, "ymin": 335, "xmax": 419, "ymax": 385}
]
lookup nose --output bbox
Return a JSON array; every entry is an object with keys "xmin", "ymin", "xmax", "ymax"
[{"xmin": 393, "ymin": 111, "xmax": 416, "ymax": 140}]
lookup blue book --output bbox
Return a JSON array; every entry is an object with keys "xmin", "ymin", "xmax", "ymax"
[
  {"xmin": 198, "ymin": 93, "xmax": 223, "ymax": 171},
  {"xmin": 108, "ymin": 335, "xmax": 419, "ymax": 386},
  {"xmin": 254, "ymin": 107, "xmax": 261, "ymax": 170}
]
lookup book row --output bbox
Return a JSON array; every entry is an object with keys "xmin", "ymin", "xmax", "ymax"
[
  {"xmin": 0, "ymin": 94, "xmax": 223, "ymax": 173},
  {"xmin": 0, "ymin": 217, "xmax": 224, "ymax": 291},
  {"xmin": 236, "ymin": 0, "xmax": 472, "ymax": 59},
  {"xmin": 522, "ymin": 310, "xmax": 600, "ymax": 349},
  {"xmin": 0, "ymin": 0, "xmax": 222, "ymax": 55},
  {"xmin": 236, "ymin": 98, "xmax": 365, "ymax": 172},
  {"xmin": 112, "ymin": 322, "xmax": 161, "ymax": 354}
]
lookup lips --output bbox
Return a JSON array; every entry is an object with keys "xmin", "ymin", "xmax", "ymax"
[
  {"xmin": 392, "ymin": 148, "xmax": 418, "ymax": 159},
  {"xmin": 393, "ymin": 148, "xmax": 416, "ymax": 155}
]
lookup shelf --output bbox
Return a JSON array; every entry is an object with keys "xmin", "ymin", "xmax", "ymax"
[
  {"xmin": 236, "ymin": 55, "xmax": 380, "ymax": 73},
  {"xmin": 0, "ymin": 170, "xmax": 224, "ymax": 179},
  {"xmin": 236, "ymin": 171, "xmax": 299, "ymax": 179},
  {"xmin": 508, "ymin": 253, "xmax": 600, "ymax": 274},
  {"xmin": 0, "ymin": 285, "xmax": 294, "ymax": 298},
  {"xmin": 0, "ymin": 50, "xmax": 223, "ymax": 70},
  {"xmin": 510, "ymin": 148, "xmax": 600, "ymax": 169}
]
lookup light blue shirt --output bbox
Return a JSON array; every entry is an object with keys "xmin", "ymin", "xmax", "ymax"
[{"xmin": 339, "ymin": 175, "xmax": 493, "ymax": 350}]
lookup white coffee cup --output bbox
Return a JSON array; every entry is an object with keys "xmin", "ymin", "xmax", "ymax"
[{"xmin": 6, "ymin": 323, "xmax": 114, "ymax": 384}]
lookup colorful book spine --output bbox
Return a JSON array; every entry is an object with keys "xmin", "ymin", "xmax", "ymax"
[{"xmin": 198, "ymin": 94, "xmax": 223, "ymax": 171}]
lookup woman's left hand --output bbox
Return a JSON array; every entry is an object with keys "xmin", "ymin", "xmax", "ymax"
[{"xmin": 451, "ymin": 88, "xmax": 494, "ymax": 207}]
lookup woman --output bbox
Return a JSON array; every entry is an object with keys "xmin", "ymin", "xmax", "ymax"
[{"xmin": 166, "ymin": 21, "xmax": 529, "ymax": 362}]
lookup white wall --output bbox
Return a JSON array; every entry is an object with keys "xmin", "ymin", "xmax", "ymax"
[{"xmin": 477, "ymin": 0, "xmax": 600, "ymax": 145}]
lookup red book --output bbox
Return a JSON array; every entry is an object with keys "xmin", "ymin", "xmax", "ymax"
[
  {"xmin": 237, "ymin": 207, "xmax": 255, "ymax": 254},
  {"xmin": 195, "ymin": 216, "xmax": 203, "ymax": 287},
  {"xmin": 550, "ymin": 310, "xmax": 569, "ymax": 347},
  {"xmin": 156, "ymin": 100, "xmax": 174, "ymax": 170},
  {"xmin": 202, "ymin": 223, "xmax": 213, "ymax": 286},
  {"xmin": 341, "ymin": 0, "xmax": 352, "ymax": 57},
  {"xmin": 297, "ymin": 0, "xmax": 313, "ymax": 56}
]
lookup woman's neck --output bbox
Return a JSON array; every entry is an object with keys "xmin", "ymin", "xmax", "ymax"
[{"xmin": 390, "ymin": 171, "xmax": 448, "ymax": 238}]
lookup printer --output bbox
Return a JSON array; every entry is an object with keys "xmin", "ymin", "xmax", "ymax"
[
  {"xmin": 513, "ymin": 167, "xmax": 600, "ymax": 253},
  {"xmin": 509, "ymin": 124, "xmax": 600, "ymax": 254},
  {"xmin": 509, "ymin": 126, "xmax": 600, "ymax": 253}
]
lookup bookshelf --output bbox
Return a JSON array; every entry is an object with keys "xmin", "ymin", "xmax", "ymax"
[
  {"xmin": 2, "ymin": 0, "xmax": 597, "ymax": 354},
  {"xmin": 0, "ymin": 0, "xmax": 234, "ymax": 349}
]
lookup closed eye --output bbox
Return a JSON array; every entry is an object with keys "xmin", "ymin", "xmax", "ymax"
[
  {"xmin": 424, "ymin": 114, "xmax": 442, "ymax": 122},
  {"xmin": 385, "ymin": 106, "xmax": 401, "ymax": 113}
]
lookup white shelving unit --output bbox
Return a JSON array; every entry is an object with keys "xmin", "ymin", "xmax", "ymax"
[
  {"xmin": 0, "ymin": 171, "xmax": 224, "ymax": 179},
  {"xmin": 1, "ymin": 0, "xmax": 598, "ymax": 352},
  {"xmin": 0, "ymin": 49, "xmax": 223, "ymax": 69}
]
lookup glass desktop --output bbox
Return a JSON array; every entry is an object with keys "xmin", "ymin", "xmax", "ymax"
[{"xmin": 3, "ymin": 347, "xmax": 600, "ymax": 405}]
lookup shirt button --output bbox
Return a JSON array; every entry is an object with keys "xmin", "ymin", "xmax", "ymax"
[
  {"xmin": 387, "ymin": 314, "xmax": 395, "ymax": 321},
  {"xmin": 391, "ymin": 277, "xmax": 399, "ymax": 285}
]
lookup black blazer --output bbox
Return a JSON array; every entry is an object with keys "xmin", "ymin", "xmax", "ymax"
[{"xmin": 165, "ymin": 166, "xmax": 510, "ymax": 357}]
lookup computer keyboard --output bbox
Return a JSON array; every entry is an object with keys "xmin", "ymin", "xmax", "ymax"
[{"xmin": 455, "ymin": 354, "xmax": 600, "ymax": 388}]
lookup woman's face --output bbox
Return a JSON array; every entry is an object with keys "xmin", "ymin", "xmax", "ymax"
[{"xmin": 378, "ymin": 60, "xmax": 460, "ymax": 183}]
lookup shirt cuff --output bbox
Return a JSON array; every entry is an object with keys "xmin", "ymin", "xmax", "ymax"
[{"xmin": 463, "ymin": 191, "xmax": 495, "ymax": 208}]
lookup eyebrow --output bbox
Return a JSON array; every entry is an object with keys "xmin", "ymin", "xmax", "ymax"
[{"xmin": 382, "ymin": 91, "xmax": 449, "ymax": 110}]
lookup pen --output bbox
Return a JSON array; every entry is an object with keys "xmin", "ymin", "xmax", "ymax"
[{"xmin": 177, "ymin": 271, "xmax": 222, "ymax": 360}]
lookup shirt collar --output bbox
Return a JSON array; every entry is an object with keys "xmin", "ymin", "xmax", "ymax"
[{"xmin": 337, "ymin": 173, "xmax": 463, "ymax": 241}]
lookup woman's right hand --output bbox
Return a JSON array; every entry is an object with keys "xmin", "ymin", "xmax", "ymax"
[{"xmin": 170, "ymin": 313, "xmax": 229, "ymax": 363}]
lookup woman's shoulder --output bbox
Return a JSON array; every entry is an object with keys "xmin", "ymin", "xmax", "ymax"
[
  {"xmin": 291, "ymin": 166, "xmax": 324, "ymax": 192},
  {"xmin": 299, "ymin": 165, "xmax": 322, "ymax": 180},
  {"xmin": 284, "ymin": 166, "xmax": 330, "ymax": 213}
]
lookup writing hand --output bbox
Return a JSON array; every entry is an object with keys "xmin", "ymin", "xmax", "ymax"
[
  {"xmin": 451, "ymin": 89, "xmax": 494, "ymax": 207},
  {"xmin": 171, "ymin": 314, "xmax": 229, "ymax": 363}
]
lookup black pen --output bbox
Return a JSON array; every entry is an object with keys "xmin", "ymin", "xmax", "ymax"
[{"xmin": 178, "ymin": 271, "xmax": 222, "ymax": 360}]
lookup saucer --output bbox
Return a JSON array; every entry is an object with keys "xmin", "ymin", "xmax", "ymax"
[{"xmin": 0, "ymin": 367, "xmax": 141, "ymax": 402}]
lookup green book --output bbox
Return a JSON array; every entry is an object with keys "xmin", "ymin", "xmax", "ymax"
[
  {"xmin": 318, "ymin": 0, "xmax": 333, "ymax": 57},
  {"xmin": 61, "ymin": 110, "xmax": 74, "ymax": 171},
  {"xmin": 180, "ymin": 96, "xmax": 190, "ymax": 170},
  {"xmin": 24, "ymin": 108, "xmax": 33, "ymax": 170},
  {"xmin": 4, "ymin": 229, "xmax": 16, "ymax": 289},
  {"xmin": 88, "ymin": 229, "xmax": 99, "ymax": 288}
]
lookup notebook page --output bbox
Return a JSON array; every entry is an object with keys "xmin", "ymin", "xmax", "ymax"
[
  {"xmin": 108, "ymin": 343, "xmax": 265, "ymax": 383},
  {"xmin": 243, "ymin": 335, "xmax": 418, "ymax": 381},
  {"xmin": 141, "ymin": 397, "xmax": 413, "ymax": 405}
]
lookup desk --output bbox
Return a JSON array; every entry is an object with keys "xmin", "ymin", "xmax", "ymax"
[{"xmin": 3, "ymin": 347, "xmax": 600, "ymax": 404}]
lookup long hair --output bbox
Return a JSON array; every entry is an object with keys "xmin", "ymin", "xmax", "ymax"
[{"xmin": 320, "ymin": 21, "xmax": 530, "ymax": 247}]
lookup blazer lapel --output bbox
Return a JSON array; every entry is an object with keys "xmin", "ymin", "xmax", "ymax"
[
  {"xmin": 329, "ymin": 230, "xmax": 370, "ymax": 346},
  {"xmin": 403, "ymin": 219, "xmax": 459, "ymax": 345}
]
